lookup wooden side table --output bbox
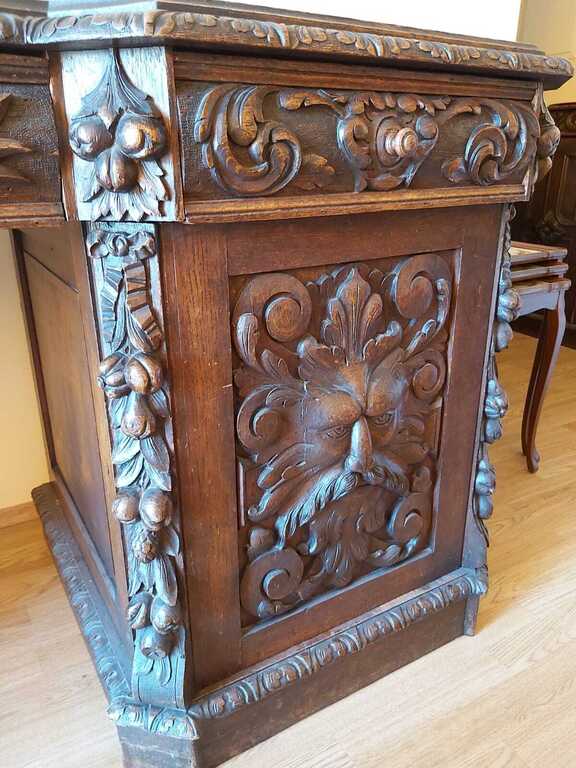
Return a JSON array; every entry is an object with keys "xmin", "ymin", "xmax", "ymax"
[
  {"xmin": 0, "ymin": 3, "xmax": 571, "ymax": 766},
  {"xmin": 510, "ymin": 243, "xmax": 570, "ymax": 471}
]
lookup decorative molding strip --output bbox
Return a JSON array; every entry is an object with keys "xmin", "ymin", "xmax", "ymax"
[
  {"xmin": 33, "ymin": 483, "xmax": 131, "ymax": 703},
  {"xmin": 33, "ymin": 482, "xmax": 197, "ymax": 742},
  {"xmin": 188, "ymin": 567, "xmax": 486, "ymax": 720},
  {"xmin": 69, "ymin": 51, "xmax": 169, "ymax": 221},
  {"xmin": 192, "ymin": 86, "xmax": 554, "ymax": 198},
  {"xmin": 87, "ymin": 224, "xmax": 186, "ymax": 710},
  {"xmin": 0, "ymin": 11, "xmax": 570, "ymax": 83},
  {"xmin": 35, "ymin": 480, "xmax": 484, "ymax": 731}
]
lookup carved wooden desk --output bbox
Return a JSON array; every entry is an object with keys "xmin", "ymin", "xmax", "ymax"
[{"xmin": 2, "ymin": 4, "xmax": 570, "ymax": 767}]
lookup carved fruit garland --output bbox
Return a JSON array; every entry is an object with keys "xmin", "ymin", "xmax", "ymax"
[
  {"xmin": 69, "ymin": 50, "xmax": 168, "ymax": 220},
  {"xmin": 88, "ymin": 227, "xmax": 183, "ymax": 691},
  {"xmin": 472, "ymin": 205, "xmax": 519, "ymax": 547}
]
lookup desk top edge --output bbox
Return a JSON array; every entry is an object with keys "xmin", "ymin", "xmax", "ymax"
[{"xmin": 0, "ymin": 3, "xmax": 571, "ymax": 89}]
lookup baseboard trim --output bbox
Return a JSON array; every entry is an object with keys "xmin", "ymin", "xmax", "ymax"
[{"xmin": 0, "ymin": 500, "xmax": 37, "ymax": 529}]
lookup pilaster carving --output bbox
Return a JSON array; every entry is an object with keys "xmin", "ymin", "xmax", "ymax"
[
  {"xmin": 87, "ymin": 224, "xmax": 186, "ymax": 709},
  {"xmin": 467, "ymin": 205, "xmax": 520, "ymax": 584},
  {"xmin": 232, "ymin": 257, "xmax": 452, "ymax": 622},
  {"xmin": 193, "ymin": 87, "xmax": 545, "ymax": 197},
  {"xmin": 70, "ymin": 51, "xmax": 169, "ymax": 221}
]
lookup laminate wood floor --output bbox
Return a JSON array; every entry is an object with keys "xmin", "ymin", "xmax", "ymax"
[{"xmin": 1, "ymin": 332, "xmax": 575, "ymax": 768}]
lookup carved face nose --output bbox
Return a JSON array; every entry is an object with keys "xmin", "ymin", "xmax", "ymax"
[{"xmin": 345, "ymin": 416, "xmax": 373, "ymax": 474}]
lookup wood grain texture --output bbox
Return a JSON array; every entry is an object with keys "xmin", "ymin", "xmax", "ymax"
[{"xmin": 2, "ymin": 333, "xmax": 575, "ymax": 768}]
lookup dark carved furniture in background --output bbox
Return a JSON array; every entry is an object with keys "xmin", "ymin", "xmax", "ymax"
[
  {"xmin": 1, "ymin": 2, "xmax": 570, "ymax": 766},
  {"xmin": 509, "ymin": 242, "xmax": 570, "ymax": 472},
  {"xmin": 513, "ymin": 102, "xmax": 576, "ymax": 345}
]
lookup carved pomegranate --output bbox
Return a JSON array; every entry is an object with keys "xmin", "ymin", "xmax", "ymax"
[
  {"xmin": 97, "ymin": 353, "xmax": 129, "ymax": 399},
  {"xmin": 121, "ymin": 393, "xmax": 156, "ymax": 439},
  {"xmin": 112, "ymin": 490, "xmax": 140, "ymax": 524},
  {"xmin": 124, "ymin": 353, "xmax": 163, "ymax": 395},
  {"xmin": 116, "ymin": 113, "xmax": 167, "ymax": 160},
  {"xmin": 139, "ymin": 489, "xmax": 172, "ymax": 531},
  {"xmin": 69, "ymin": 115, "xmax": 113, "ymax": 160},
  {"xmin": 131, "ymin": 526, "xmax": 158, "ymax": 563},
  {"xmin": 150, "ymin": 597, "xmax": 180, "ymax": 634},
  {"xmin": 95, "ymin": 145, "xmax": 139, "ymax": 193}
]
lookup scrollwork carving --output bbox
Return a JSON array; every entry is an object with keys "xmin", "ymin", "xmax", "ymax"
[
  {"xmin": 87, "ymin": 225, "xmax": 185, "ymax": 709},
  {"xmin": 233, "ymin": 257, "xmax": 453, "ymax": 622},
  {"xmin": 193, "ymin": 86, "xmax": 551, "ymax": 196},
  {"xmin": 70, "ymin": 51, "xmax": 168, "ymax": 221}
]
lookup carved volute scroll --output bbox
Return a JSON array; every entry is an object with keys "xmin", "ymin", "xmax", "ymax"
[
  {"xmin": 192, "ymin": 86, "xmax": 551, "ymax": 198},
  {"xmin": 87, "ymin": 225, "xmax": 186, "ymax": 709},
  {"xmin": 232, "ymin": 257, "xmax": 453, "ymax": 622},
  {"xmin": 0, "ymin": 93, "xmax": 32, "ymax": 181},
  {"xmin": 69, "ymin": 51, "xmax": 169, "ymax": 221}
]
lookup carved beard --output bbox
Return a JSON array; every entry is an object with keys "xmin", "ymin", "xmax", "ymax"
[{"xmin": 250, "ymin": 449, "xmax": 409, "ymax": 548}]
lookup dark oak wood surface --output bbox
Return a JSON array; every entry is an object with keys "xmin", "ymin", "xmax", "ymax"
[{"xmin": 0, "ymin": 3, "xmax": 569, "ymax": 767}]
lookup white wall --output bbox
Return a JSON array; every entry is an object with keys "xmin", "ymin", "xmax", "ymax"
[
  {"xmin": 0, "ymin": 0, "xmax": 525, "ymax": 510},
  {"xmin": 0, "ymin": 232, "xmax": 49, "ymax": 509},
  {"xmin": 519, "ymin": 0, "xmax": 576, "ymax": 104},
  {"xmin": 240, "ymin": 0, "xmax": 523, "ymax": 40}
]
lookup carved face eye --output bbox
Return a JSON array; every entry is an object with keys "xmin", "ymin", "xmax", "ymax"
[
  {"xmin": 322, "ymin": 425, "xmax": 351, "ymax": 440},
  {"xmin": 372, "ymin": 411, "xmax": 396, "ymax": 428}
]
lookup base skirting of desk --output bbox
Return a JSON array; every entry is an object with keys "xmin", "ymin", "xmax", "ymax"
[{"xmin": 33, "ymin": 480, "xmax": 485, "ymax": 768}]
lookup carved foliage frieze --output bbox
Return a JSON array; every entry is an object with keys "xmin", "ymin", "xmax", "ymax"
[
  {"xmin": 88, "ymin": 226, "xmax": 184, "ymax": 708},
  {"xmin": 192, "ymin": 86, "xmax": 552, "ymax": 198},
  {"xmin": 232, "ymin": 257, "xmax": 452, "ymax": 622},
  {"xmin": 70, "ymin": 51, "xmax": 168, "ymax": 221},
  {"xmin": 1, "ymin": 11, "xmax": 571, "ymax": 81}
]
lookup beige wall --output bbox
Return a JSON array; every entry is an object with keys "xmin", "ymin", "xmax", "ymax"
[
  {"xmin": 519, "ymin": 0, "xmax": 576, "ymax": 104},
  {"xmin": 0, "ymin": 233, "xmax": 49, "ymax": 509},
  {"xmin": 0, "ymin": 0, "xmax": 525, "ymax": 512}
]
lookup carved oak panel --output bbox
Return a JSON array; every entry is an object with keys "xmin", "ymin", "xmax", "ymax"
[
  {"xmin": 230, "ymin": 255, "xmax": 452, "ymax": 626},
  {"xmin": 179, "ymin": 81, "xmax": 552, "ymax": 205}
]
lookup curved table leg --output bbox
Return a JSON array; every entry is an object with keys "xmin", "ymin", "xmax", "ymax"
[{"xmin": 521, "ymin": 292, "xmax": 566, "ymax": 473}]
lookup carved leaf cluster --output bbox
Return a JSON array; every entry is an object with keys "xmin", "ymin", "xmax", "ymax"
[{"xmin": 69, "ymin": 51, "xmax": 168, "ymax": 221}]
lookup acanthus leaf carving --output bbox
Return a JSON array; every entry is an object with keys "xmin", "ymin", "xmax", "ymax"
[
  {"xmin": 232, "ymin": 256, "xmax": 453, "ymax": 622},
  {"xmin": 193, "ymin": 86, "xmax": 550, "ymax": 197},
  {"xmin": 88, "ymin": 225, "xmax": 185, "ymax": 709},
  {"xmin": 70, "ymin": 51, "xmax": 168, "ymax": 221}
]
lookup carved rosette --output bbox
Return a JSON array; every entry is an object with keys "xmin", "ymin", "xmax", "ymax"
[
  {"xmin": 232, "ymin": 257, "xmax": 453, "ymax": 622},
  {"xmin": 70, "ymin": 51, "xmax": 168, "ymax": 221},
  {"xmin": 193, "ymin": 86, "xmax": 553, "ymax": 197},
  {"xmin": 87, "ymin": 226, "xmax": 185, "ymax": 708}
]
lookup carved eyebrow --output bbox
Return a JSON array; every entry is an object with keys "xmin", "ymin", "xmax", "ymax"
[{"xmin": 303, "ymin": 392, "xmax": 362, "ymax": 430}]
